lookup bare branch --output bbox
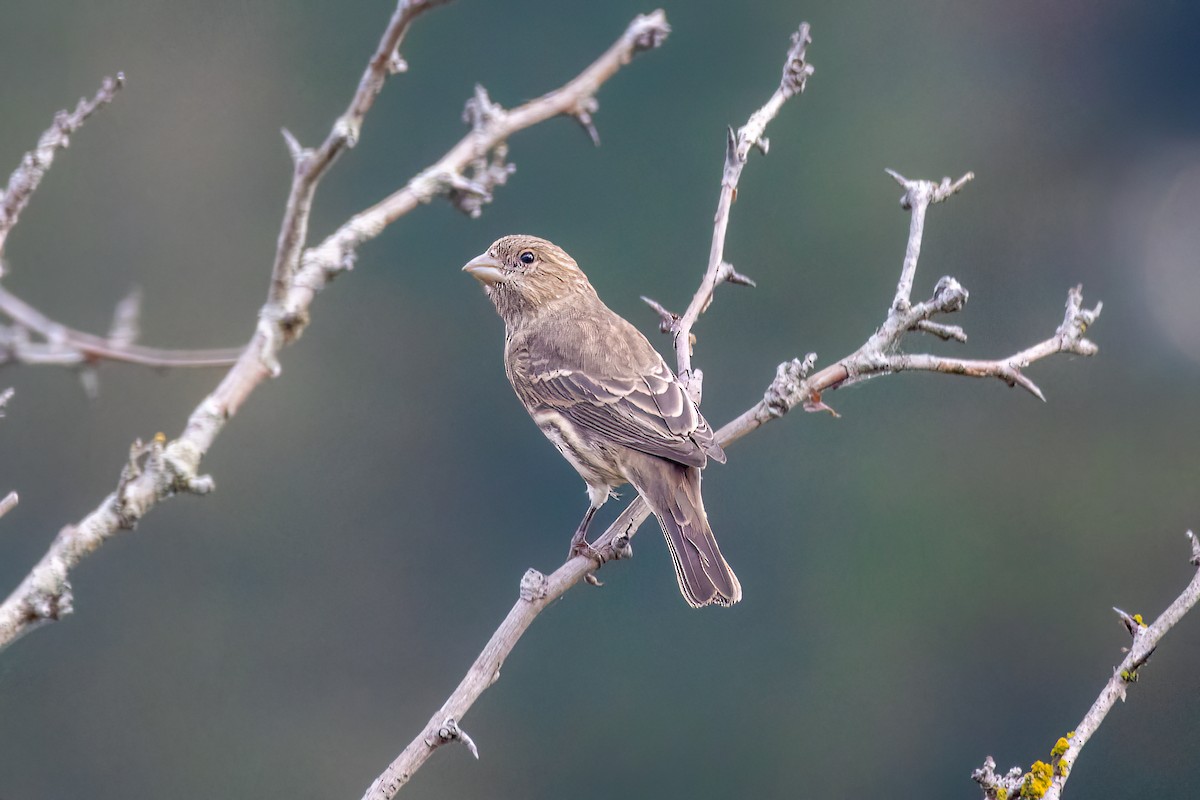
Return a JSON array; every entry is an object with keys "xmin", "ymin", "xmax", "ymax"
[
  {"xmin": 0, "ymin": 284, "xmax": 242, "ymax": 369},
  {"xmin": 976, "ymin": 531, "xmax": 1200, "ymax": 800},
  {"xmin": 0, "ymin": 74, "xmax": 238, "ymax": 373},
  {"xmin": 671, "ymin": 24, "xmax": 813, "ymax": 396},
  {"xmin": 295, "ymin": 10, "xmax": 673, "ymax": 326},
  {"xmin": 0, "ymin": 6, "xmax": 670, "ymax": 652},
  {"xmin": 0, "ymin": 74, "xmax": 124, "ymax": 256},
  {"xmin": 914, "ymin": 319, "xmax": 967, "ymax": 342},
  {"xmin": 640, "ymin": 295, "xmax": 680, "ymax": 334},
  {"xmin": 265, "ymin": 0, "xmax": 451, "ymax": 309},
  {"xmin": 884, "ymin": 169, "xmax": 975, "ymax": 311}
]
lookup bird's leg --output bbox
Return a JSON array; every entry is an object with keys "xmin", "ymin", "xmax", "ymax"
[{"xmin": 568, "ymin": 503, "xmax": 602, "ymax": 561}]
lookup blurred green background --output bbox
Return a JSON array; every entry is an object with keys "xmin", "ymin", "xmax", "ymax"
[{"xmin": 1, "ymin": 1, "xmax": 1198, "ymax": 798}]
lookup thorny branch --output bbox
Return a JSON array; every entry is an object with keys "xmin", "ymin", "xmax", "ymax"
[
  {"xmin": 974, "ymin": 531, "xmax": 1200, "ymax": 800},
  {"xmin": 0, "ymin": 74, "xmax": 123, "ymax": 256},
  {"xmin": 293, "ymin": 9, "xmax": 673, "ymax": 353},
  {"xmin": 266, "ymin": 0, "xmax": 452, "ymax": 311},
  {"xmin": 644, "ymin": 23, "xmax": 813, "ymax": 402},
  {"xmin": 0, "ymin": 3, "xmax": 671, "ymax": 650}
]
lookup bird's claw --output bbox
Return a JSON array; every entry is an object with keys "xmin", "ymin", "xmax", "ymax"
[{"xmin": 570, "ymin": 535, "xmax": 606, "ymax": 587}]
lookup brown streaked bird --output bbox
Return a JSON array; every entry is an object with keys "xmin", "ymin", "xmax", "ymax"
[{"xmin": 463, "ymin": 235, "xmax": 741, "ymax": 608}]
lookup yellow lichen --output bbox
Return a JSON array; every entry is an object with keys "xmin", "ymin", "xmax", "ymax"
[
  {"xmin": 995, "ymin": 789, "xmax": 1009, "ymax": 800},
  {"xmin": 1020, "ymin": 760, "xmax": 1054, "ymax": 799},
  {"xmin": 1051, "ymin": 737, "xmax": 1070, "ymax": 758}
]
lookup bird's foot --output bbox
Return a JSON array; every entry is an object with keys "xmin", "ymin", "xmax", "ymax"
[
  {"xmin": 568, "ymin": 536, "xmax": 604, "ymax": 564},
  {"xmin": 569, "ymin": 530, "xmax": 606, "ymax": 586}
]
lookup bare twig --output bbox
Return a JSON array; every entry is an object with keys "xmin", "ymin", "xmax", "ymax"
[
  {"xmin": 0, "ymin": 285, "xmax": 242, "ymax": 369},
  {"xmin": 294, "ymin": 10, "xmax": 673, "ymax": 341},
  {"xmin": 885, "ymin": 169, "xmax": 974, "ymax": 311},
  {"xmin": 266, "ymin": 0, "xmax": 451, "ymax": 312},
  {"xmin": 0, "ymin": 491, "xmax": 17, "ymax": 521},
  {"xmin": 663, "ymin": 24, "xmax": 813, "ymax": 399},
  {"xmin": 0, "ymin": 5, "xmax": 670, "ymax": 652},
  {"xmin": 975, "ymin": 531, "xmax": 1200, "ymax": 800},
  {"xmin": 0, "ymin": 73, "xmax": 238, "ymax": 373},
  {"xmin": 0, "ymin": 74, "xmax": 124, "ymax": 255},
  {"xmin": 0, "ymin": 394, "xmax": 17, "ymax": 589}
]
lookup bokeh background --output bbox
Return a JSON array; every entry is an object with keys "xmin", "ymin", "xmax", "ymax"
[{"xmin": 1, "ymin": 1, "xmax": 1198, "ymax": 798}]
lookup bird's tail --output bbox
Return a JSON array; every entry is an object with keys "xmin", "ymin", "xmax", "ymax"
[{"xmin": 626, "ymin": 459, "xmax": 741, "ymax": 608}]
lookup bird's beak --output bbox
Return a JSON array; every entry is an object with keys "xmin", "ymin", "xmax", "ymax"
[{"xmin": 462, "ymin": 252, "xmax": 507, "ymax": 285}]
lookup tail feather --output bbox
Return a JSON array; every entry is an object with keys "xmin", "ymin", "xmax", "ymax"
[{"xmin": 627, "ymin": 458, "xmax": 741, "ymax": 608}]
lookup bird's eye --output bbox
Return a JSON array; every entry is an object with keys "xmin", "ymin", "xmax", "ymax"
[{"xmin": 519, "ymin": 250, "xmax": 535, "ymax": 265}]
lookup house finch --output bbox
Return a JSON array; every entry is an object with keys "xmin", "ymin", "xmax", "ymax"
[{"xmin": 463, "ymin": 235, "xmax": 741, "ymax": 608}]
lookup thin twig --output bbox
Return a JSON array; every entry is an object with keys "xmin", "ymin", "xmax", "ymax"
[
  {"xmin": 0, "ymin": 285, "xmax": 242, "ymax": 368},
  {"xmin": 975, "ymin": 531, "xmax": 1200, "ymax": 800},
  {"xmin": 0, "ymin": 6, "xmax": 671, "ymax": 652},
  {"xmin": 0, "ymin": 74, "xmax": 124, "ymax": 255},
  {"xmin": 0, "ymin": 492, "xmax": 17, "ymax": 521},
  {"xmin": 265, "ymin": 0, "xmax": 451, "ymax": 310},
  {"xmin": 293, "ymin": 10, "xmax": 673, "ymax": 339},
  {"xmin": 667, "ymin": 24, "xmax": 813, "ymax": 399},
  {"xmin": 885, "ymin": 169, "xmax": 974, "ymax": 311}
]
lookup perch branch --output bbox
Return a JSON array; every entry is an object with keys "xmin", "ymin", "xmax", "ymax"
[
  {"xmin": 0, "ymin": 74, "xmax": 123, "ymax": 256},
  {"xmin": 974, "ymin": 531, "xmax": 1200, "ymax": 800},
  {"xmin": 366, "ymin": 95, "xmax": 1108, "ymax": 800},
  {"xmin": 657, "ymin": 23, "xmax": 813, "ymax": 400},
  {"xmin": 0, "ymin": 5, "xmax": 670, "ymax": 652}
]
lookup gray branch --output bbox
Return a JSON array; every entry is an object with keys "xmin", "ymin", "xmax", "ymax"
[
  {"xmin": 0, "ymin": 74, "xmax": 123, "ymax": 256},
  {"xmin": 0, "ymin": 78, "xmax": 242, "ymax": 373},
  {"xmin": 0, "ymin": 2, "xmax": 670, "ymax": 652},
  {"xmin": 660, "ymin": 23, "xmax": 813, "ymax": 400},
  {"xmin": 974, "ymin": 531, "xmax": 1200, "ymax": 800}
]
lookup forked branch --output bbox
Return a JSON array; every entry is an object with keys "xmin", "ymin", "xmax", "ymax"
[
  {"xmin": 645, "ymin": 23, "xmax": 813, "ymax": 400},
  {"xmin": 0, "ymin": 284, "xmax": 241, "ymax": 370},
  {"xmin": 368, "ymin": 24, "xmax": 1109, "ymax": 799},
  {"xmin": 0, "ymin": 4, "xmax": 670, "ymax": 652},
  {"xmin": 0, "ymin": 75, "xmax": 240, "ymax": 374}
]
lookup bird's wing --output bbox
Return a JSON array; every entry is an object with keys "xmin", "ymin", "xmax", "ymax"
[{"xmin": 512, "ymin": 345, "xmax": 723, "ymax": 469}]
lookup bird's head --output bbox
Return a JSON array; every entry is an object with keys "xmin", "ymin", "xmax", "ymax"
[{"xmin": 463, "ymin": 235, "xmax": 596, "ymax": 324}]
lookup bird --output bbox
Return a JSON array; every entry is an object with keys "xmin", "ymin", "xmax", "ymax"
[{"xmin": 462, "ymin": 234, "xmax": 741, "ymax": 608}]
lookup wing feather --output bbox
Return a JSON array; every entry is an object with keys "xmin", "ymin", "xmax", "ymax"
[{"xmin": 509, "ymin": 341, "xmax": 722, "ymax": 468}]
